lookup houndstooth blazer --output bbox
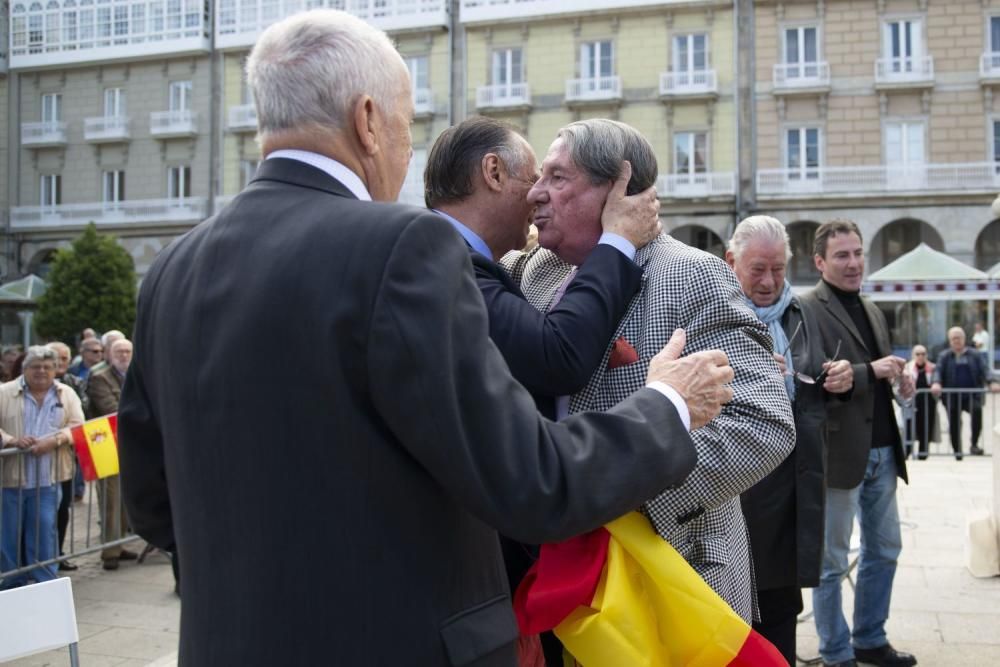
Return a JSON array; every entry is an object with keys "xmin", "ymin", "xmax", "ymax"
[{"xmin": 502, "ymin": 235, "xmax": 796, "ymax": 621}]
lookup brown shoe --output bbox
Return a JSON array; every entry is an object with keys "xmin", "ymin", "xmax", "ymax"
[
  {"xmin": 102, "ymin": 558, "xmax": 120, "ymax": 571},
  {"xmin": 118, "ymin": 549, "xmax": 138, "ymax": 561}
]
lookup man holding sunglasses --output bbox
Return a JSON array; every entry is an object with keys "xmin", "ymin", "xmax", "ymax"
[{"xmin": 801, "ymin": 220, "xmax": 917, "ymax": 667}]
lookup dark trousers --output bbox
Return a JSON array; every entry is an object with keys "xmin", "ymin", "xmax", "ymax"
[
  {"xmin": 945, "ymin": 393, "xmax": 982, "ymax": 454},
  {"xmin": 753, "ymin": 585, "xmax": 801, "ymax": 666},
  {"xmin": 906, "ymin": 394, "xmax": 937, "ymax": 458},
  {"xmin": 58, "ymin": 479, "xmax": 72, "ymax": 554}
]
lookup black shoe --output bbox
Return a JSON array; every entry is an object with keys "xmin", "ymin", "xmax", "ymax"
[
  {"xmin": 58, "ymin": 560, "xmax": 78, "ymax": 571},
  {"xmin": 955, "ymin": 453, "xmax": 964, "ymax": 461},
  {"xmin": 854, "ymin": 643, "xmax": 917, "ymax": 666},
  {"xmin": 916, "ymin": 454, "xmax": 928, "ymax": 460},
  {"xmin": 824, "ymin": 661, "xmax": 857, "ymax": 667},
  {"xmin": 970, "ymin": 446, "xmax": 984, "ymax": 455},
  {"xmin": 118, "ymin": 549, "xmax": 138, "ymax": 561},
  {"xmin": 102, "ymin": 558, "xmax": 120, "ymax": 571}
]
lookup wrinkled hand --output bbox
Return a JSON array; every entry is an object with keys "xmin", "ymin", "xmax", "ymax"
[
  {"xmin": 600, "ymin": 161, "xmax": 661, "ymax": 249},
  {"xmin": 822, "ymin": 359, "xmax": 854, "ymax": 394},
  {"xmin": 773, "ymin": 352, "xmax": 787, "ymax": 375},
  {"xmin": 870, "ymin": 355, "xmax": 906, "ymax": 381},
  {"xmin": 11, "ymin": 435, "xmax": 36, "ymax": 450},
  {"xmin": 646, "ymin": 328, "xmax": 735, "ymax": 431},
  {"xmin": 930, "ymin": 381, "xmax": 942, "ymax": 398},
  {"xmin": 896, "ymin": 372, "xmax": 915, "ymax": 400}
]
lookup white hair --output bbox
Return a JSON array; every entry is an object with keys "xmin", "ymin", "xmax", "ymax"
[
  {"xmin": 246, "ymin": 9, "xmax": 406, "ymax": 142},
  {"xmin": 729, "ymin": 215, "xmax": 792, "ymax": 261},
  {"xmin": 23, "ymin": 345, "xmax": 57, "ymax": 369},
  {"xmin": 101, "ymin": 330, "xmax": 125, "ymax": 349}
]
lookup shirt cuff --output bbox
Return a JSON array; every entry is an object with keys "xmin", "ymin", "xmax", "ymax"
[
  {"xmin": 598, "ymin": 233, "xmax": 637, "ymax": 261},
  {"xmin": 645, "ymin": 381, "xmax": 692, "ymax": 431}
]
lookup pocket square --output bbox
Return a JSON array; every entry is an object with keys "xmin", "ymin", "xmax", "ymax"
[{"xmin": 608, "ymin": 336, "xmax": 639, "ymax": 369}]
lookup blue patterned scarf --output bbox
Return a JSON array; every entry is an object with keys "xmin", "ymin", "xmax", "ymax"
[{"xmin": 746, "ymin": 281, "xmax": 795, "ymax": 399}]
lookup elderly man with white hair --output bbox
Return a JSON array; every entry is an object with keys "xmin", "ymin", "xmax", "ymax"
[
  {"xmin": 726, "ymin": 215, "xmax": 853, "ymax": 663},
  {"xmin": 115, "ymin": 10, "xmax": 738, "ymax": 665},
  {"xmin": 0, "ymin": 345, "xmax": 84, "ymax": 589}
]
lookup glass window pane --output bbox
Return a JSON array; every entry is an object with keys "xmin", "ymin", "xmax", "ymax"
[
  {"xmin": 992, "ymin": 16, "xmax": 1000, "ymax": 52},
  {"xmin": 694, "ymin": 133, "xmax": 707, "ymax": 173},
  {"xmin": 674, "ymin": 36, "xmax": 688, "ymax": 72},
  {"xmin": 693, "ymin": 34, "xmax": 706, "ymax": 70},
  {"xmin": 510, "ymin": 49, "xmax": 522, "ymax": 84},
  {"xmin": 598, "ymin": 41, "xmax": 612, "ymax": 77},
  {"xmin": 674, "ymin": 133, "xmax": 691, "ymax": 175},
  {"xmin": 803, "ymin": 27, "xmax": 817, "ymax": 62},
  {"xmin": 785, "ymin": 28, "xmax": 799, "ymax": 64},
  {"xmin": 787, "ymin": 130, "xmax": 801, "ymax": 169}
]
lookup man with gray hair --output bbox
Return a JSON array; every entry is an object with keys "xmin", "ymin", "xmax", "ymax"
[
  {"xmin": 726, "ymin": 215, "xmax": 853, "ymax": 663},
  {"xmin": 0, "ymin": 345, "xmax": 84, "ymax": 588},
  {"xmin": 117, "ymin": 11, "xmax": 734, "ymax": 665},
  {"xmin": 505, "ymin": 119, "xmax": 796, "ymax": 622}
]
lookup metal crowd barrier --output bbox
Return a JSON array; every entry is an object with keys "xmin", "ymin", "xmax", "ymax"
[
  {"xmin": 900, "ymin": 386, "xmax": 995, "ymax": 459},
  {"xmin": 0, "ymin": 446, "xmax": 141, "ymax": 584}
]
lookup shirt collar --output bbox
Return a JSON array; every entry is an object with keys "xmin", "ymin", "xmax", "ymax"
[
  {"xmin": 266, "ymin": 150, "xmax": 372, "ymax": 202},
  {"xmin": 433, "ymin": 209, "xmax": 492, "ymax": 259}
]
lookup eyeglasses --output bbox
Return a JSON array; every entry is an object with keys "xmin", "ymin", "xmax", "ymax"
[{"xmin": 779, "ymin": 323, "xmax": 842, "ymax": 386}]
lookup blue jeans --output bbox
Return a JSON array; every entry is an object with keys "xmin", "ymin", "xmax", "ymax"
[
  {"xmin": 1, "ymin": 485, "xmax": 60, "ymax": 589},
  {"xmin": 812, "ymin": 447, "xmax": 902, "ymax": 664}
]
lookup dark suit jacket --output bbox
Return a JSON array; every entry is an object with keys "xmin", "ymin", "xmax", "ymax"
[
  {"xmin": 741, "ymin": 296, "xmax": 827, "ymax": 590},
  {"xmin": 470, "ymin": 243, "xmax": 643, "ymax": 419},
  {"xmin": 86, "ymin": 366, "xmax": 123, "ymax": 418},
  {"xmin": 117, "ymin": 158, "xmax": 697, "ymax": 667},
  {"xmin": 800, "ymin": 280, "xmax": 907, "ymax": 489},
  {"xmin": 933, "ymin": 346, "xmax": 992, "ymax": 408}
]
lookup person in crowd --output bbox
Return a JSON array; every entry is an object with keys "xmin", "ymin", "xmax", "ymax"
[
  {"xmin": 800, "ymin": 220, "xmax": 916, "ymax": 667},
  {"xmin": 67, "ymin": 328, "xmax": 98, "ymax": 373},
  {"xmin": 85, "ymin": 330, "xmax": 124, "ymax": 383},
  {"xmin": 116, "ymin": 10, "xmax": 733, "ymax": 664},
  {"xmin": 46, "ymin": 341, "xmax": 88, "ymax": 571},
  {"xmin": 931, "ymin": 326, "xmax": 998, "ymax": 459},
  {"xmin": 972, "ymin": 321, "xmax": 990, "ymax": 365},
  {"xmin": 904, "ymin": 345, "xmax": 937, "ymax": 460},
  {"xmin": 725, "ymin": 215, "xmax": 853, "ymax": 664},
  {"xmin": 0, "ymin": 345, "xmax": 84, "ymax": 589},
  {"xmin": 0, "ymin": 345, "xmax": 22, "ymax": 382},
  {"xmin": 70, "ymin": 337, "xmax": 103, "ymax": 381},
  {"xmin": 504, "ymin": 119, "xmax": 795, "ymax": 623},
  {"xmin": 424, "ymin": 116, "xmax": 664, "ymax": 665},
  {"xmin": 88, "ymin": 338, "xmax": 137, "ymax": 571}
]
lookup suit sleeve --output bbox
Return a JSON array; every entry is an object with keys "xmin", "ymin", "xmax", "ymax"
[
  {"xmin": 477, "ymin": 244, "xmax": 642, "ymax": 396},
  {"xmin": 643, "ymin": 254, "xmax": 795, "ymax": 538},
  {"xmin": 366, "ymin": 216, "xmax": 696, "ymax": 544},
  {"xmin": 118, "ymin": 284, "xmax": 176, "ymax": 553}
]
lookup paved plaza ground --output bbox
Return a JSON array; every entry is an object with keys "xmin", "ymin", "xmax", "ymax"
[{"xmin": 8, "ymin": 455, "xmax": 1000, "ymax": 666}]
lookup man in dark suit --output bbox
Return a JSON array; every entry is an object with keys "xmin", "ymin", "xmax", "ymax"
[
  {"xmin": 117, "ymin": 10, "xmax": 735, "ymax": 666},
  {"xmin": 424, "ymin": 117, "xmax": 664, "ymax": 665},
  {"xmin": 726, "ymin": 216, "xmax": 853, "ymax": 665},
  {"xmin": 930, "ymin": 326, "xmax": 998, "ymax": 458},
  {"xmin": 800, "ymin": 220, "xmax": 917, "ymax": 667}
]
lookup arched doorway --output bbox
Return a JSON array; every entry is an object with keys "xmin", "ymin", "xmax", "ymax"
[
  {"xmin": 974, "ymin": 219, "xmax": 1000, "ymax": 271},
  {"xmin": 25, "ymin": 248, "xmax": 58, "ymax": 281},
  {"xmin": 671, "ymin": 225, "xmax": 725, "ymax": 259},
  {"xmin": 868, "ymin": 219, "xmax": 943, "ymax": 274},
  {"xmin": 786, "ymin": 221, "xmax": 821, "ymax": 286}
]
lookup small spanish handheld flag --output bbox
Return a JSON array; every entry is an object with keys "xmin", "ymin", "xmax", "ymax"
[
  {"xmin": 71, "ymin": 414, "xmax": 119, "ymax": 481},
  {"xmin": 513, "ymin": 512, "xmax": 787, "ymax": 667}
]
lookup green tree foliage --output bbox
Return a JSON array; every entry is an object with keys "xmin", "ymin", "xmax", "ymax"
[{"xmin": 35, "ymin": 223, "xmax": 137, "ymax": 345}]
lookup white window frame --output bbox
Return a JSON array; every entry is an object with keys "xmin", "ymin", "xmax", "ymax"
[
  {"xmin": 40, "ymin": 174, "xmax": 61, "ymax": 207},
  {"xmin": 103, "ymin": 87, "xmax": 126, "ymax": 117},
  {"xmin": 671, "ymin": 33, "xmax": 709, "ymax": 74},
  {"xmin": 491, "ymin": 47, "xmax": 524, "ymax": 88},
  {"xmin": 882, "ymin": 118, "xmax": 927, "ymax": 166},
  {"xmin": 168, "ymin": 80, "xmax": 192, "ymax": 112},
  {"xmin": 41, "ymin": 92, "xmax": 61, "ymax": 122},
  {"xmin": 102, "ymin": 170, "xmax": 125, "ymax": 204},
  {"xmin": 167, "ymin": 165, "xmax": 191, "ymax": 200},
  {"xmin": 783, "ymin": 126, "xmax": 823, "ymax": 181},
  {"xmin": 990, "ymin": 116, "xmax": 1000, "ymax": 173},
  {"xmin": 672, "ymin": 131, "xmax": 710, "ymax": 179},
  {"xmin": 881, "ymin": 16, "xmax": 925, "ymax": 73},
  {"xmin": 781, "ymin": 24, "xmax": 821, "ymax": 78},
  {"xmin": 579, "ymin": 40, "xmax": 614, "ymax": 80},
  {"xmin": 989, "ymin": 13, "xmax": 1000, "ymax": 54},
  {"xmin": 239, "ymin": 159, "xmax": 259, "ymax": 190},
  {"xmin": 406, "ymin": 55, "xmax": 429, "ymax": 92}
]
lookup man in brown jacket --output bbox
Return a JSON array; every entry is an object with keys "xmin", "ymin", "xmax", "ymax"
[{"xmin": 87, "ymin": 338, "xmax": 136, "ymax": 570}]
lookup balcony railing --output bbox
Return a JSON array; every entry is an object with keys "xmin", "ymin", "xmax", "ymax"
[
  {"xmin": 659, "ymin": 69, "xmax": 717, "ymax": 97},
  {"xmin": 84, "ymin": 116, "xmax": 131, "ymax": 142},
  {"xmin": 772, "ymin": 62, "xmax": 831, "ymax": 92},
  {"xmin": 227, "ymin": 104, "xmax": 257, "ymax": 132},
  {"xmin": 8, "ymin": 0, "xmax": 211, "ymax": 68},
  {"xmin": 413, "ymin": 88, "xmax": 434, "ymax": 116},
  {"xmin": 757, "ymin": 162, "xmax": 999, "ymax": 197},
  {"xmin": 981, "ymin": 52, "xmax": 1000, "ymax": 81},
  {"xmin": 10, "ymin": 198, "xmax": 209, "ymax": 230},
  {"xmin": 657, "ymin": 172, "xmax": 736, "ymax": 199},
  {"xmin": 460, "ymin": 0, "xmax": 671, "ymax": 23},
  {"xmin": 21, "ymin": 121, "xmax": 68, "ymax": 147},
  {"xmin": 565, "ymin": 76, "xmax": 622, "ymax": 104},
  {"xmin": 150, "ymin": 110, "xmax": 198, "ymax": 137},
  {"xmin": 215, "ymin": 0, "xmax": 449, "ymax": 49},
  {"xmin": 476, "ymin": 83, "xmax": 531, "ymax": 109},
  {"xmin": 874, "ymin": 56, "xmax": 934, "ymax": 88}
]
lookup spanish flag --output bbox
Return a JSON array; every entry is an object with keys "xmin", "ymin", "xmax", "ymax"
[
  {"xmin": 513, "ymin": 512, "xmax": 786, "ymax": 667},
  {"xmin": 71, "ymin": 414, "xmax": 119, "ymax": 481}
]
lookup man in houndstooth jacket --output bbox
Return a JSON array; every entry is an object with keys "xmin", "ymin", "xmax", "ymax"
[{"xmin": 502, "ymin": 119, "xmax": 795, "ymax": 622}]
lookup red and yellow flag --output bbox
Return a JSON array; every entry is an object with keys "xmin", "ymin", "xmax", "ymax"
[
  {"xmin": 514, "ymin": 512, "xmax": 787, "ymax": 667},
  {"xmin": 71, "ymin": 414, "xmax": 119, "ymax": 481}
]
